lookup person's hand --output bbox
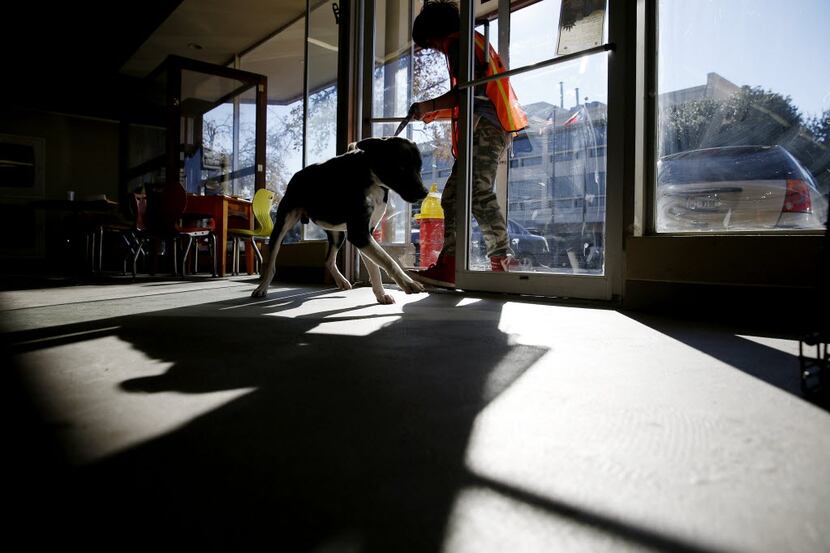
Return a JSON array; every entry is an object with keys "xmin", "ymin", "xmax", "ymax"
[{"xmin": 408, "ymin": 102, "xmax": 424, "ymax": 121}]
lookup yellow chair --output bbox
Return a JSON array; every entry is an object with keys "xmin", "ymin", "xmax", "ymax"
[{"xmin": 228, "ymin": 188, "xmax": 276, "ymax": 275}]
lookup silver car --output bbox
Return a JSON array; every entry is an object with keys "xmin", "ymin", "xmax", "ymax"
[{"xmin": 656, "ymin": 145, "xmax": 828, "ymax": 232}]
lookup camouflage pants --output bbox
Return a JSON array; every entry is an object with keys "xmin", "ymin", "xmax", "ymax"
[{"xmin": 441, "ymin": 117, "xmax": 510, "ymax": 257}]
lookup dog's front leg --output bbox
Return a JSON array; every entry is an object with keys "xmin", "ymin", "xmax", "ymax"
[
  {"xmin": 359, "ymin": 250, "xmax": 394, "ymax": 304},
  {"xmin": 355, "ymin": 235, "xmax": 424, "ymax": 299}
]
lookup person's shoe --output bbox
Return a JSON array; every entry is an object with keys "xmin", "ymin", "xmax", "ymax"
[
  {"xmin": 408, "ymin": 254, "xmax": 456, "ymax": 288},
  {"xmin": 490, "ymin": 254, "xmax": 520, "ymax": 272}
]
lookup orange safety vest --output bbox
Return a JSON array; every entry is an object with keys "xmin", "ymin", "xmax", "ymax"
[{"xmin": 422, "ymin": 31, "xmax": 528, "ymax": 158}]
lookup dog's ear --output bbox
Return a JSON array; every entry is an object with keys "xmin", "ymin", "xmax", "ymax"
[
  {"xmin": 346, "ymin": 141, "xmax": 358, "ymax": 151},
  {"xmin": 356, "ymin": 137, "xmax": 386, "ymax": 156}
]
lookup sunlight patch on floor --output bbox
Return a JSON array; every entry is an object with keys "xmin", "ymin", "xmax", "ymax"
[
  {"xmin": 440, "ymin": 483, "xmax": 639, "ymax": 553},
  {"xmin": 15, "ymin": 335, "xmax": 255, "ymax": 465},
  {"xmin": 736, "ymin": 334, "xmax": 801, "ymax": 356},
  {"xmin": 305, "ymin": 315, "xmax": 403, "ymax": 336}
]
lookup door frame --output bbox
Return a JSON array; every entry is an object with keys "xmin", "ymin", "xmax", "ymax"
[{"xmin": 453, "ymin": 0, "xmax": 623, "ymax": 301}]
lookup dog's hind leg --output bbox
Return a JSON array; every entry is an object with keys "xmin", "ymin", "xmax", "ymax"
[
  {"xmin": 251, "ymin": 207, "xmax": 302, "ymax": 298},
  {"xmin": 325, "ymin": 230, "xmax": 351, "ymax": 291},
  {"xmin": 359, "ymin": 250, "xmax": 394, "ymax": 304}
]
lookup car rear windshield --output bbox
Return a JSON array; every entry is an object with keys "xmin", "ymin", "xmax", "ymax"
[{"xmin": 658, "ymin": 147, "xmax": 801, "ymax": 184}]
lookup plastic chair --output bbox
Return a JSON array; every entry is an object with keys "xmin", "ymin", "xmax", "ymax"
[
  {"xmin": 132, "ymin": 184, "xmax": 217, "ymax": 278},
  {"xmin": 227, "ymin": 188, "xmax": 275, "ymax": 275}
]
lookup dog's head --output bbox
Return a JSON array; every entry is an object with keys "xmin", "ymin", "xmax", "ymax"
[{"xmin": 356, "ymin": 137, "xmax": 428, "ymax": 203}]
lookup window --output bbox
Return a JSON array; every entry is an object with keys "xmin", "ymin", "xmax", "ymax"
[
  {"xmin": 370, "ymin": 0, "xmax": 452, "ymax": 250},
  {"xmin": 240, "ymin": 0, "xmax": 340, "ymax": 241},
  {"xmin": 655, "ymin": 0, "xmax": 829, "ymax": 233},
  {"xmin": 501, "ymin": 0, "xmax": 608, "ymax": 274},
  {"xmin": 241, "ymin": 14, "xmax": 304, "ymax": 201}
]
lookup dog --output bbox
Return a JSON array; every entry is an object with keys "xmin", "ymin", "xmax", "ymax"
[{"xmin": 251, "ymin": 136, "xmax": 428, "ymax": 304}]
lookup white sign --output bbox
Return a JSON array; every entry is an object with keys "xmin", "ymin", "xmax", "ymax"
[{"xmin": 556, "ymin": 0, "xmax": 607, "ymax": 56}]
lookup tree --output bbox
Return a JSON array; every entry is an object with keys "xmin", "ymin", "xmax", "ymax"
[
  {"xmin": 659, "ymin": 86, "xmax": 806, "ymax": 157},
  {"xmin": 202, "ymin": 117, "xmax": 233, "ymax": 155},
  {"xmin": 661, "ymin": 86, "xmax": 830, "ymax": 197},
  {"xmin": 807, "ymin": 110, "xmax": 830, "ymax": 146},
  {"xmin": 268, "ymin": 47, "xmax": 454, "ymax": 189},
  {"xmin": 284, "ymin": 85, "xmax": 338, "ymax": 164},
  {"xmin": 412, "ymin": 47, "xmax": 453, "ymax": 168},
  {"xmin": 659, "ymin": 97, "xmax": 722, "ymax": 156}
]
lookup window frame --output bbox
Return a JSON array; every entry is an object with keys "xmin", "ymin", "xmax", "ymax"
[{"xmin": 627, "ymin": 0, "xmax": 826, "ymax": 290}]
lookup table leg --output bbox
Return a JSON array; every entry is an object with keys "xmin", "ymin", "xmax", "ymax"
[{"xmin": 246, "ymin": 239, "xmax": 255, "ymax": 274}]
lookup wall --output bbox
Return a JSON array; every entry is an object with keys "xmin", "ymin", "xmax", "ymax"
[
  {"xmin": 0, "ymin": 106, "xmax": 120, "ymax": 267},
  {"xmin": 622, "ymin": 234, "xmax": 826, "ymax": 328},
  {"xmin": 0, "ymin": 106, "xmax": 120, "ymax": 201}
]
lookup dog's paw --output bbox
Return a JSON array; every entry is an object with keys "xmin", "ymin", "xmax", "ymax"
[
  {"xmin": 251, "ymin": 286, "xmax": 268, "ymax": 298},
  {"xmin": 399, "ymin": 278, "xmax": 424, "ymax": 294},
  {"xmin": 375, "ymin": 293, "xmax": 396, "ymax": 305},
  {"xmin": 336, "ymin": 279, "xmax": 353, "ymax": 291}
]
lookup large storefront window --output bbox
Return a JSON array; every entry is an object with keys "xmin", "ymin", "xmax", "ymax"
[
  {"xmin": 656, "ymin": 0, "xmax": 829, "ymax": 233},
  {"xmin": 240, "ymin": 0, "xmax": 339, "ymax": 241},
  {"xmin": 240, "ymin": 14, "xmax": 304, "ymax": 201}
]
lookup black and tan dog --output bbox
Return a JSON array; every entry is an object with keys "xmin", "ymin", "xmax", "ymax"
[{"xmin": 251, "ymin": 137, "xmax": 428, "ymax": 304}]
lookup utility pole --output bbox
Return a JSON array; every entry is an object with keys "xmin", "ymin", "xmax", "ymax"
[
  {"xmin": 575, "ymin": 88, "xmax": 580, "ymax": 107},
  {"xmin": 559, "ymin": 81, "xmax": 564, "ymax": 108}
]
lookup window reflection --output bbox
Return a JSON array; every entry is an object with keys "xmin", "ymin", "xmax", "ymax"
[
  {"xmin": 656, "ymin": 0, "xmax": 829, "ymax": 233},
  {"xmin": 488, "ymin": 55, "xmax": 608, "ymax": 275}
]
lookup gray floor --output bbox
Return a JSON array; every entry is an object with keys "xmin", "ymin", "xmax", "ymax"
[{"xmin": 2, "ymin": 276, "xmax": 828, "ymax": 552}]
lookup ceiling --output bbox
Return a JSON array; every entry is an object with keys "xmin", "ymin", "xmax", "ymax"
[
  {"xmin": 3, "ymin": 0, "xmax": 518, "ymax": 119},
  {"xmin": 2, "ymin": 0, "xmax": 308, "ymax": 118},
  {"xmin": 120, "ymin": 0, "xmax": 307, "ymax": 79}
]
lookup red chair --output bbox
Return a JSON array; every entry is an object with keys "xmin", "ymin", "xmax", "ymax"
[{"xmin": 132, "ymin": 184, "xmax": 217, "ymax": 278}]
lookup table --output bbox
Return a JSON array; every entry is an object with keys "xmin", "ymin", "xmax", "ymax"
[
  {"xmin": 185, "ymin": 194, "xmax": 253, "ymax": 277},
  {"xmin": 31, "ymin": 198, "xmax": 125, "ymax": 273}
]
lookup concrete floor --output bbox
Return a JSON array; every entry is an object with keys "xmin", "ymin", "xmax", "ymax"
[{"xmin": 1, "ymin": 276, "xmax": 828, "ymax": 552}]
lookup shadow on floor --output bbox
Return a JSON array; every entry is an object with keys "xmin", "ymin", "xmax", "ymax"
[
  {"xmin": 3, "ymin": 289, "xmax": 546, "ymax": 551},
  {"xmin": 623, "ymin": 311, "xmax": 829, "ymax": 410}
]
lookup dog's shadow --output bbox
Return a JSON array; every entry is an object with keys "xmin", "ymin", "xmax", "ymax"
[{"xmin": 69, "ymin": 290, "xmax": 548, "ymax": 552}]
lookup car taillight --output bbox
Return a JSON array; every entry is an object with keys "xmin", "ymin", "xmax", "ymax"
[{"xmin": 783, "ymin": 179, "xmax": 812, "ymax": 213}]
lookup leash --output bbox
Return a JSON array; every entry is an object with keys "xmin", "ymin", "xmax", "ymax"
[{"xmin": 393, "ymin": 105, "xmax": 417, "ymax": 136}]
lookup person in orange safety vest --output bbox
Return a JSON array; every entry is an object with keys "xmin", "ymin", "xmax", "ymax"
[{"xmin": 406, "ymin": 0, "xmax": 528, "ymax": 289}]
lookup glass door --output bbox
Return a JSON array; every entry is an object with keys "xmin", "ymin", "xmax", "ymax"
[
  {"xmin": 456, "ymin": 0, "xmax": 619, "ymax": 300},
  {"xmin": 364, "ymin": 0, "xmax": 423, "ymax": 267},
  {"xmin": 363, "ymin": 0, "xmax": 620, "ymax": 300}
]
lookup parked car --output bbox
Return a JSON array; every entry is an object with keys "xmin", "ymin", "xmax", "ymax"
[
  {"xmin": 411, "ymin": 217, "xmax": 552, "ymax": 267},
  {"xmin": 501, "ymin": 219, "xmax": 552, "ymax": 267},
  {"xmin": 656, "ymin": 145, "xmax": 828, "ymax": 232}
]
